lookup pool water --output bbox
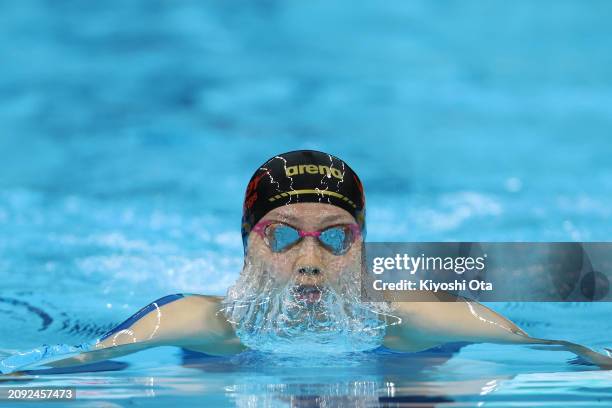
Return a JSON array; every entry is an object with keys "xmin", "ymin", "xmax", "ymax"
[{"xmin": 1, "ymin": 0, "xmax": 612, "ymax": 406}]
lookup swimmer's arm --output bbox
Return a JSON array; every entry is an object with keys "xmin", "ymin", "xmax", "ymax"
[
  {"xmin": 384, "ymin": 292, "xmax": 612, "ymax": 368},
  {"xmin": 13, "ymin": 294, "xmax": 244, "ymax": 372},
  {"xmin": 92, "ymin": 294, "xmax": 244, "ymax": 355}
]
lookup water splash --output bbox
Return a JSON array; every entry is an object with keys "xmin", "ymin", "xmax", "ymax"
[{"xmin": 221, "ymin": 257, "xmax": 399, "ymax": 355}]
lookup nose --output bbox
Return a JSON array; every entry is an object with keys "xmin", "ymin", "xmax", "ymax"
[
  {"xmin": 293, "ymin": 237, "xmax": 325, "ymax": 282},
  {"xmin": 298, "ymin": 266, "xmax": 321, "ymax": 276}
]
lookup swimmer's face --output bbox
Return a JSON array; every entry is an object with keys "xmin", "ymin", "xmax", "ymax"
[
  {"xmin": 226, "ymin": 202, "xmax": 387, "ymax": 352},
  {"xmin": 245, "ymin": 203, "xmax": 362, "ymax": 295}
]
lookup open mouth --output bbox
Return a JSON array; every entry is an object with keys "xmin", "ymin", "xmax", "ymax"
[{"xmin": 293, "ymin": 285, "xmax": 322, "ymax": 303}]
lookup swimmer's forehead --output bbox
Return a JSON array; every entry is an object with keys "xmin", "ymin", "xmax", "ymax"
[{"xmin": 261, "ymin": 203, "xmax": 356, "ymax": 229}]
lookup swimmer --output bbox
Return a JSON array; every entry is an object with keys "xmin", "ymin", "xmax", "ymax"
[{"xmin": 2, "ymin": 150, "xmax": 612, "ymax": 374}]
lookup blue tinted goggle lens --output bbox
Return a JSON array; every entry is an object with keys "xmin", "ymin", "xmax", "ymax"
[
  {"xmin": 319, "ymin": 226, "xmax": 348, "ymax": 254},
  {"xmin": 268, "ymin": 224, "xmax": 300, "ymax": 252}
]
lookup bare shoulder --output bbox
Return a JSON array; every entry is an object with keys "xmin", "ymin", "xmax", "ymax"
[
  {"xmin": 385, "ymin": 293, "xmax": 529, "ymax": 349},
  {"xmin": 96, "ymin": 293, "xmax": 230, "ymax": 348},
  {"xmin": 180, "ymin": 294, "xmax": 224, "ymax": 307},
  {"xmin": 150, "ymin": 293, "xmax": 230, "ymax": 334}
]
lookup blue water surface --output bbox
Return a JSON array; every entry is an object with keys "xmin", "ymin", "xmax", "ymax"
[{"xmin": 1, "ymin": 0, "xmax": 612, "ymax": 406}]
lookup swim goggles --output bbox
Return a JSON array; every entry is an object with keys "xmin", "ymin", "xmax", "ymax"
[{"xmin": 252, "ymin": 220, "xmax": 361, "ymax": 255}]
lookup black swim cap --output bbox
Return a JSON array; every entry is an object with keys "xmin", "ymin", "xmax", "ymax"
[{"xmin": 241, "ymin": 150, "xmax": 366, "ymax": 251}]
